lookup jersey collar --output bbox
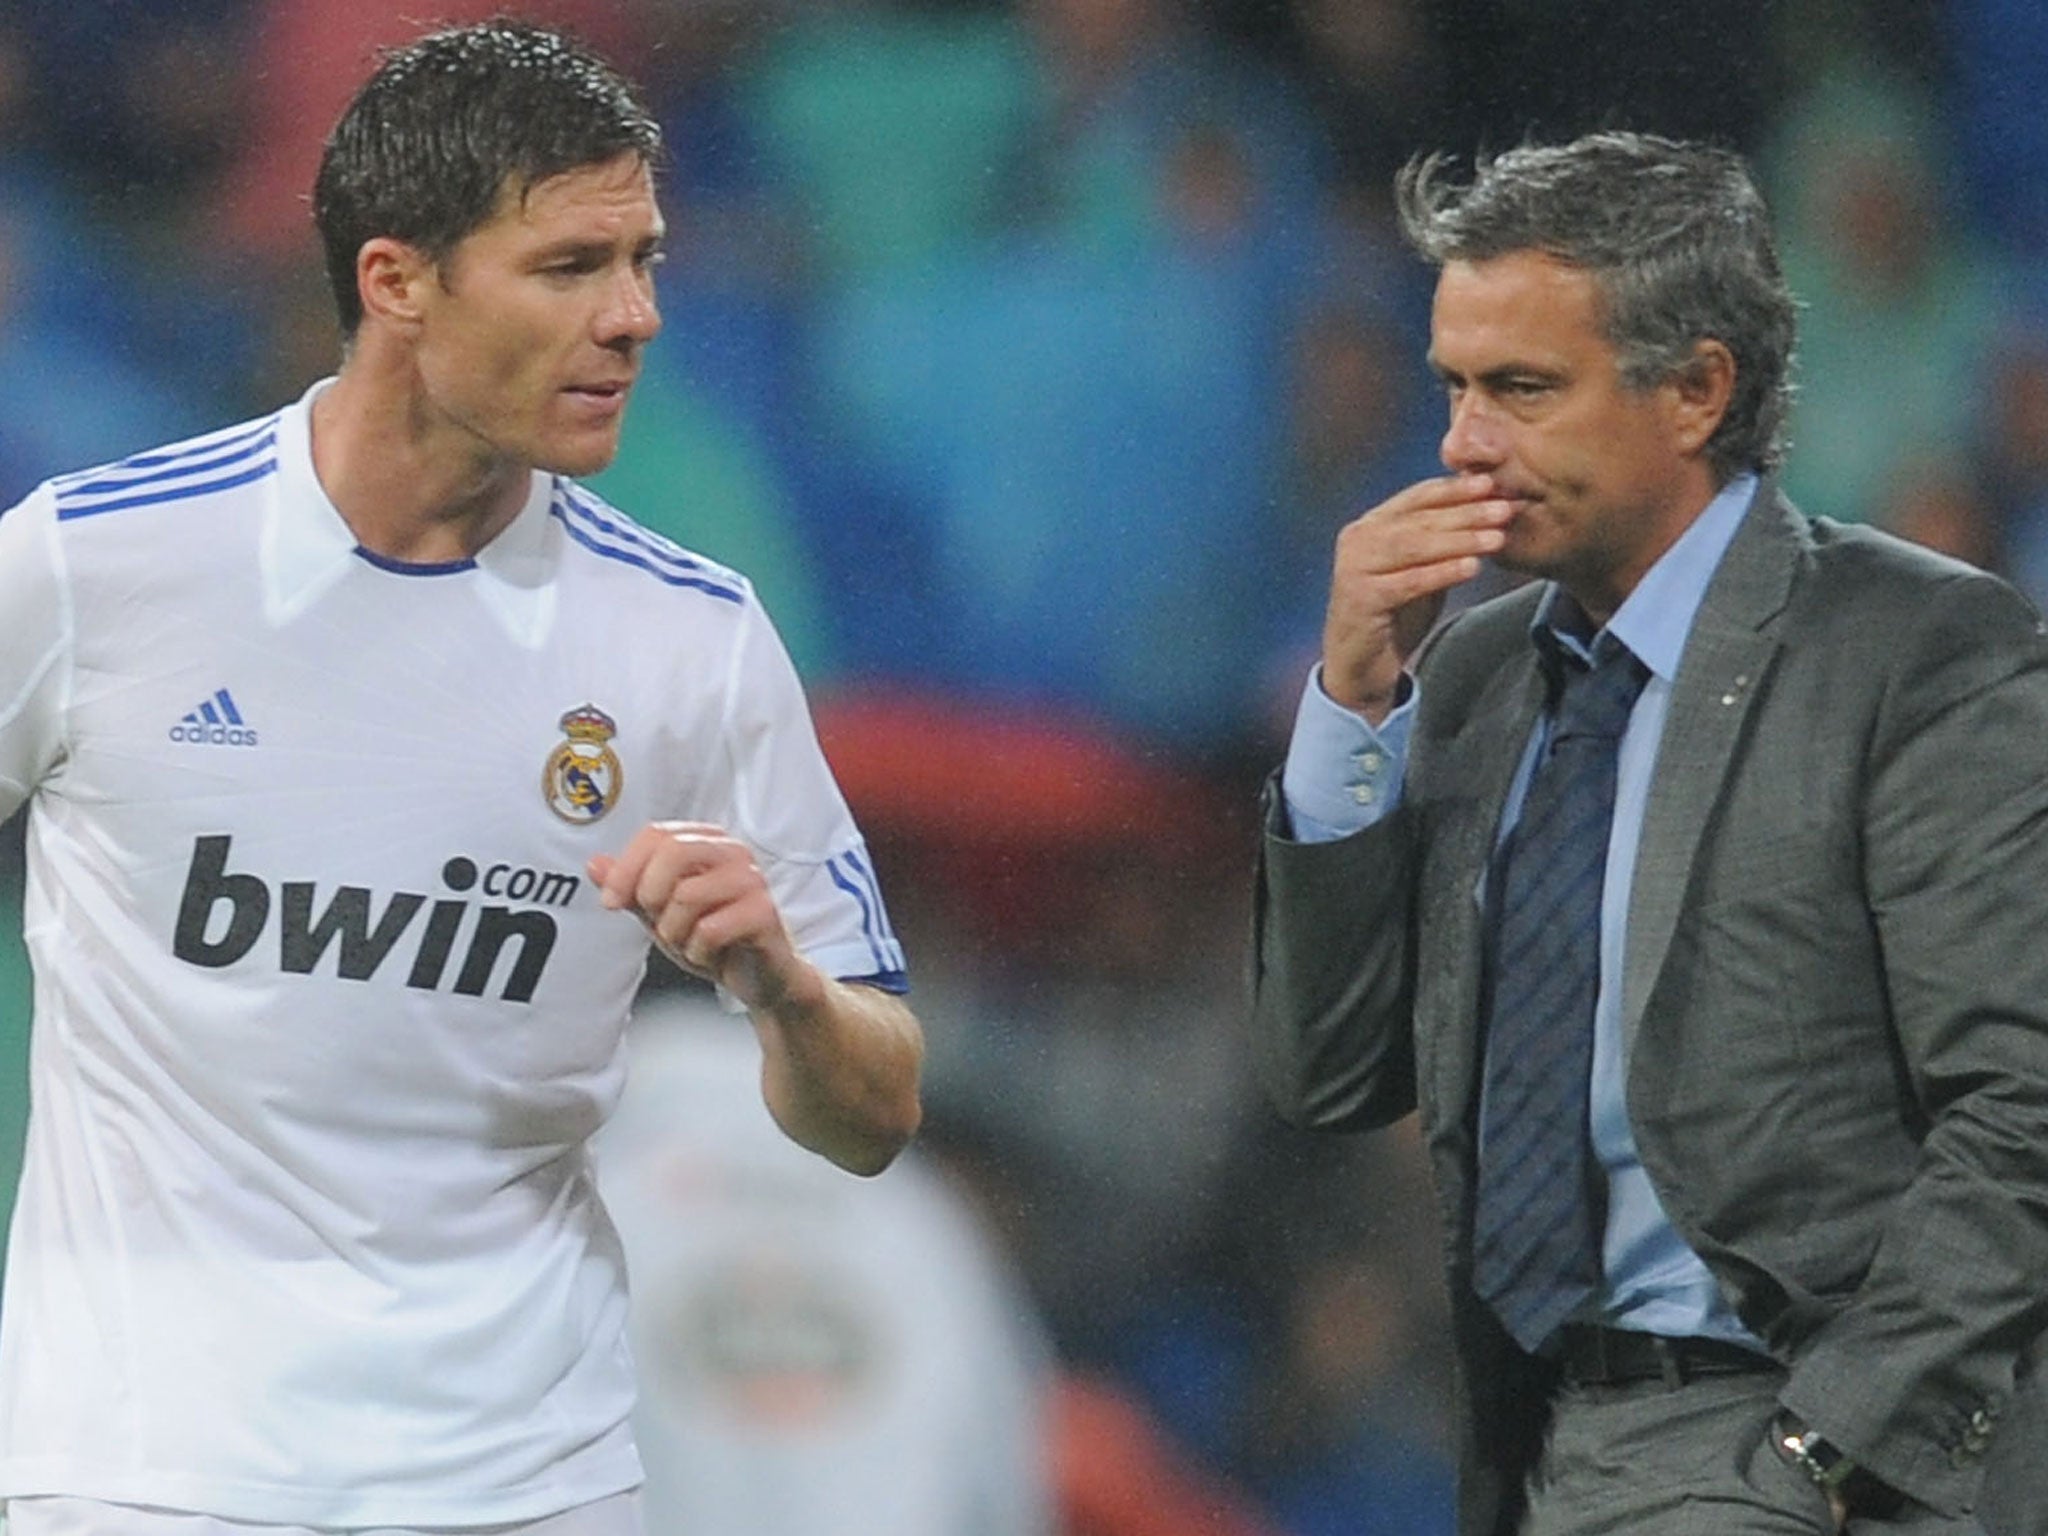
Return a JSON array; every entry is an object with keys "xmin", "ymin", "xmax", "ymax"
[{"xmin": 263, "ymin": 379, "xmax": 559, "ymax": 647}]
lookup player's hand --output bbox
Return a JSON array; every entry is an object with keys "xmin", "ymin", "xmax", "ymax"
[
  {"xmin": 1323, "ymin": 473, "xmax": 1513, "ymax": 722},
  {"xmin": 588, "ymin": 822, "xmax": 818, "ymax": 1015}
]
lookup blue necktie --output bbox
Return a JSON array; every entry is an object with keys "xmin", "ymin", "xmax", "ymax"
[{"xmin": 1471, "ymin": 631, "xmax": 1650, "ymax": 1354}]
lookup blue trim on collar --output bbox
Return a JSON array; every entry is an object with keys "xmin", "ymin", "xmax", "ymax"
[{"xmin": 352, "ymin": 546, "xmax": 478, "ymax": 576}]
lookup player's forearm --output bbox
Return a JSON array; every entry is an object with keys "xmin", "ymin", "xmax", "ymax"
[{"xmin": 751, "ymin": 969, "xmax": 924, "ymax": 1176}]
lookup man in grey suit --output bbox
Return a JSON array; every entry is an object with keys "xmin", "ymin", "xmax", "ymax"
[{"xmin": 1250, "ymin": 131, "xmax": 2048, "ymax": 1535}]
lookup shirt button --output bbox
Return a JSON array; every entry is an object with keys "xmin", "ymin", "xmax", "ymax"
[
  {"xmin": 1351, "ymin": 784, "xmax": 1376, "ymax": 806},
  {"xmin": 1358, "ymin": 750, "xmax": 1383, "ymax": 772}
]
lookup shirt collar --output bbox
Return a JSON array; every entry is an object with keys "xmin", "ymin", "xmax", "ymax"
[
  {"xmin": 1532, "ymin": 472, "xmax": 1758, "ymax": 683},
  {"xmin": 263, "ymin": 377, "xmax": 558, "ymax": 646}
]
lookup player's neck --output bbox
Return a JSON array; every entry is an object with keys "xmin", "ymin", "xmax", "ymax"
[{"xmin": 310, "ymin": 365, "xmax": 530, "ymax": 565}]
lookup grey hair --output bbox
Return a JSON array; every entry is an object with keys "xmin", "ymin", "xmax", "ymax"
[{"xmin": 1396, "ymin": 132, "xmax": 1796, "ymax": 480}]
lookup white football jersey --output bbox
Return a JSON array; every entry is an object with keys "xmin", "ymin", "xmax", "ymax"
[
  {"xmin": 0, "ymin": 382, "xmax": 906, "ymax": 1528},
  {"xmin": 599, "ymin": 997, "xmax": 1051, "ymax": 1536}
]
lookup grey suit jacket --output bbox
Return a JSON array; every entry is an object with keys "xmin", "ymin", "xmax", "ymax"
[{"xmin": 1250, "ymin": 487, "xmax": 2048, "ymax": 1536}]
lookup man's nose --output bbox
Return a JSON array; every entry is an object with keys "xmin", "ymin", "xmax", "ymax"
[
  {"xmin": 1441, "ymin": 392, "xmax": 1506, "ymax": 473},
  {"xmin": 598, "ymin": 268, "xmax": 661, "ymax": 349}
]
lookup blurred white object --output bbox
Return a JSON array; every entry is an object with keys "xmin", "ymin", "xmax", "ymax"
[{"xmin": 597, "ymin": 991, "xmax": 1054, "ymax": 1536}]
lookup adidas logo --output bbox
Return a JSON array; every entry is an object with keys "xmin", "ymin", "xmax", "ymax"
[{"xmin": 169, "ymin": 688, "xmax": 259, "ymax": 747}]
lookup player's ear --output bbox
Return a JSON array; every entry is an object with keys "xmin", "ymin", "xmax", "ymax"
[{"xmin": 356, "ymin": 238, "xmax": 437, "ymax": 332}]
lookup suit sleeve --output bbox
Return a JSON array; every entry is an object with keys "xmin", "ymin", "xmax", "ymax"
[
  {"xmin": 0, "ymin": 486, "xmax": 68, "ymax": 820},
  {"xmin": 1247, "ymin": 772, "xmax": 1422, "ymax": 1133},
  {"xmin": 1779, "ymin": 571, "xmax": 2048, "ymax": 1512}
]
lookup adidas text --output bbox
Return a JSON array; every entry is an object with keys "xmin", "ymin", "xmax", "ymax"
[{"xmin": 168, "ymin": 722, "xmax": 259, "ymax": 747}]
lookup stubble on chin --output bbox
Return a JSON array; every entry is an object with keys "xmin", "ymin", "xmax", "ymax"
[
  {"xmin": 1493, "ymin": 509, "xmax": 1619, "ymax": 614},
  {"xmin": 531, "ymin": 422, "xmax": 629, "ymax": 481}
]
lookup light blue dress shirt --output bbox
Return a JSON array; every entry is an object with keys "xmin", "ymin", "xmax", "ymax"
[{"xmin": 1281, "ymin": 474, "xmax": 1763, "ymax": 1344}]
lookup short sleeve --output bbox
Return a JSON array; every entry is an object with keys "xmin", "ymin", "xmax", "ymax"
[
  {"xmin": 717, "ymin": 593, "xmax": 906, "ymax": 988},
  {"xmin": 0, "ymin": 486, "xmax": 69, "ymax": 820}
]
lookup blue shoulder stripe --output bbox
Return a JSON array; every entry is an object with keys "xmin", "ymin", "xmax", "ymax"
[
  {"xmin": 58, "ymin": 456, "xmax": 278, "ymax": 521},
  {"xmin": 547, "ymin": 497, "xmax": 746, "ymax": 602},
  {"xmin": 52, "ymin": 416, "xmax": 277, "ymax": 493},
  {"xmin": 556, "ymin": 484, "xmax": 734, "ymax": 583},
  {"xmin": 59, "ymin": 429, "xmax": 277, "ymax": 508}
]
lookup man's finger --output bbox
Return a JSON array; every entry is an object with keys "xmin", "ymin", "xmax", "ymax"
[
  {"xmin": 1349, "ymin": 500, "xmax": 1513, "ymax": 575},
  {"xmin": 594, "ymin": 823, "xmax": 731, "ymax": 910}
]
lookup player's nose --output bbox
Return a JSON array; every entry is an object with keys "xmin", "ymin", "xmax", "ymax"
[{"xmin": 597, "ymin": 267, "xmax": 660, "ymax": 350}]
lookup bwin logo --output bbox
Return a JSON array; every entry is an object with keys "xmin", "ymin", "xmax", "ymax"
[{"xmin": 173, "ymin": 836, "xmax": 580, "ymax": 1003}]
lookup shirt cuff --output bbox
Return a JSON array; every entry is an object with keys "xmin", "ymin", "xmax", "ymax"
[{"xmin": 1279, "ymin": 665, "xmax": 1413, "ymax": 843}]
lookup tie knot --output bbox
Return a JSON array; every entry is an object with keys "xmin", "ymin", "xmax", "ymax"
[{"xmin": 1551, "ymin": 636, "xmax": 1649, "ymax": 743}]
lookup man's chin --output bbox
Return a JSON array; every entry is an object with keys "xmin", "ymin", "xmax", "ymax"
[
  {"xmin": 1491, "ymin": 537, "xmax": 1591, "ymax": 603},
  {"xmin": 533, "ymin": 433, "xmax": 624, "ymax": 481},
  {"xmin": 1493, "ymin": 529, "xmax": 1555, "ymax": 581}
]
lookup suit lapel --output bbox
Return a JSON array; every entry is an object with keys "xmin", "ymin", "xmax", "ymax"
[{"xmin": 1621, "ymin": 488, "xmax": 1802, "ymax": 1041}]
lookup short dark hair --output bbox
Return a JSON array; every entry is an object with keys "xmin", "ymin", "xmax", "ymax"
[
  {"xmin": 1395, "ymin": 131, "xmax": 1796, "ymax": 481},
  {"xmin": 313, "ymin": 19, "xmax": 663, "ymax": 337}
]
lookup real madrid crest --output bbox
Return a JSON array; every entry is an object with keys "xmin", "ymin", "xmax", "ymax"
[{"xmin": 544, "ymin": 703, "xmax": 624, "ymax": 824}]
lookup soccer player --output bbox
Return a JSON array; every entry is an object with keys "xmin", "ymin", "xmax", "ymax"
[{"xmin": 0, "ymin": 21, "xmax": 922, "ymax": 1536}]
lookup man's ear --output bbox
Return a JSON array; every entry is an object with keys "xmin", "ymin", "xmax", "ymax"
[
  {"xmin": 1667, "ymin": 338, "xmax": 1736, "ymax": 458},
  {"xmin": 355, "ymin": 238, "xmax": 436, "ymax": 332}
]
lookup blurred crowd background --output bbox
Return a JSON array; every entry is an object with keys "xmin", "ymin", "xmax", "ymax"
[{"xmin": 2, "ymin": 1, "xmax": 2046, "ymax": 1532}]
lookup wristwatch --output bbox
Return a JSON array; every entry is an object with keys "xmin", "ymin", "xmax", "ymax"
[
  {"xmin": 1774, "ymin": 1412, "xmax": 1905, "ymax": 1519},
  {"xmin": 1775, "ymin": 1411, "xmax": 1859, "ymax": 1491}
]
